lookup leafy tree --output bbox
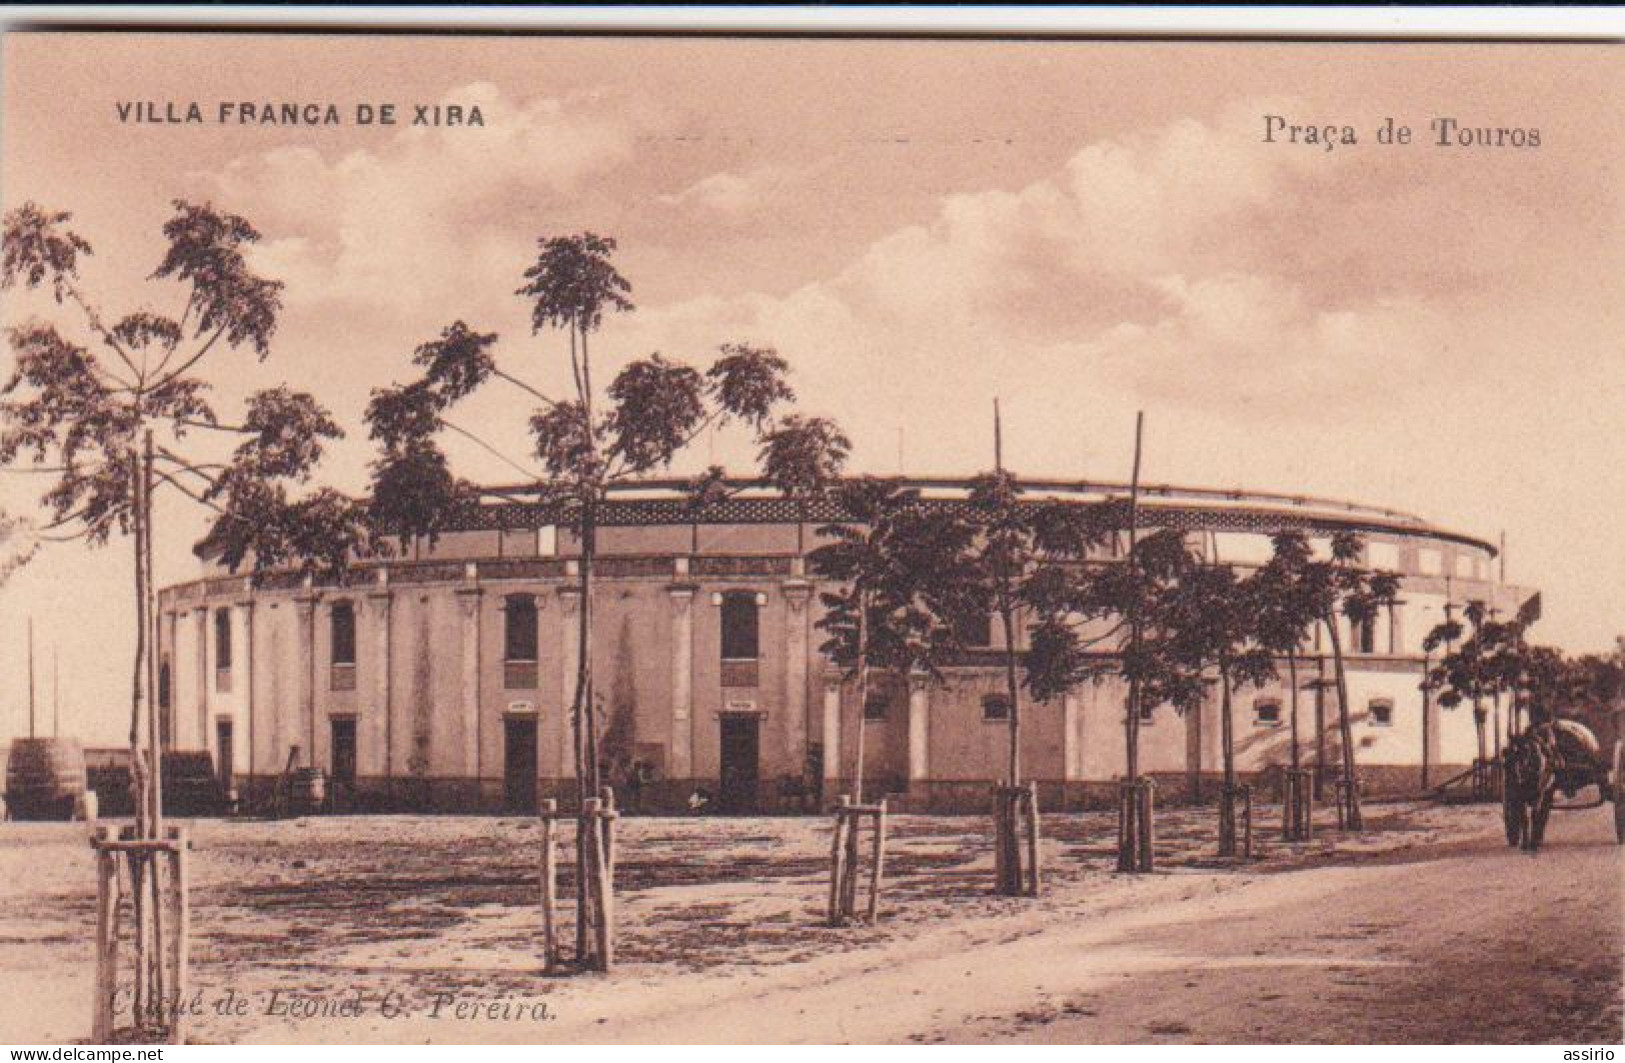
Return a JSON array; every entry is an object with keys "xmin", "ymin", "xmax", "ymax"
[
  {"xmin": 1163, "ymin": 560, "xmax": 1277, "ymax": 854},
  {"xmin": 808, "ymin": 479, "xmax": 978, "ymax": 802},
  {"xmin": 1025, "ymin": 525, "xmax": 1195, "ymax": 767},
  {"xmin": 1251, "ymin": 530, "xmax": 1330, "ymax": 777},
  {"xmin": 962, "ymin": 470, "xmax": 1114, "ymax": 787},
  {"xmin": 1, "ymin": 200, "xmax": 366, "ymax": 1033},
  {"xmin": 364, "ymin": 233, "xmax": 845, "ymax": 965},
  {"xmin": 1323, "ymin": 531, "xmax": 1399, "ymax": 830},
  {"xmin": 366, "ymin": 235, "xmax": 840, "ymax": 805},
  {"xmin": 1, "ymin": 201, "xmax": 368, "ymax": 832},
  {"xmin": 1424, "ymin": 599, "xmax": 1508, "ymax": 763}
]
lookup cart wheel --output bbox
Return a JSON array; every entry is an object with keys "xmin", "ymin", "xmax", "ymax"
[
  {"xmin": 1501, "ymin": 780, "xmax": 1523, "ymax": 848},
  {"xmin": 1612, "ymin": 741, "xmax": 1624, "ymax": 845}
]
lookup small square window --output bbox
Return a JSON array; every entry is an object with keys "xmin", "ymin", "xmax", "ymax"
[
  {"xmin": 1138, "ymin": 703, "xmax": 1155, "ymax": 725},
  {"xmin": 1368, "ymin": 700, "xmax": 1394, "ymax": 727},
  {"xmin": 863, "ymin": 694, "xmax": 889, "ymax": 721},
  {"xmin": 1254, "ymin": 700, "xmax": 1282, "ymax": 727},
  {"xmin": 981, "ymin": 695, "xmax": 1011, "ymax": 721}
]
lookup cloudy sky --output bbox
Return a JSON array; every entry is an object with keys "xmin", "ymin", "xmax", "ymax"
[{"xmin": 2, "ymin": 34, "xmax": 1620, "ymax": 743}]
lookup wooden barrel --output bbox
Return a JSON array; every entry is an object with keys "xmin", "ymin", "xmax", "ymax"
[
  {"xmin": 5, "ymin": 738, "xmax": 86, "ymax": 820},
  {"xmin": 289, "ymin": 768, "xmax": 327, "ymax": 816}
]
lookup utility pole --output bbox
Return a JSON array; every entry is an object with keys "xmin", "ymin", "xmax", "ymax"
[
  {"xmin": 52, "ymin": 646, "xmax": 59, "ymax": 738},
  {"xmin": 993, "ymin": 398, "xmax": 1003, "ymax": 472},
  {"xmin": 27, "ymin": 617, "xmax": 36, "ymax": 739}
]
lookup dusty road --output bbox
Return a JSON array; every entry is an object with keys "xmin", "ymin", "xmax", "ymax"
[
  {"xmin": 0, "ymin": 800, "xmax": 1618, "ymax": 1044},
  {"xmin": 547, "ymin": 807, "xmax": 1623, "ymax": 1044}
]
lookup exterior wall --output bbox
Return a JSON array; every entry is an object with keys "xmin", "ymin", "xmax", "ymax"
[{"xmin": 158, "ymin": 495, "xmax": 1531, "ymax": 814}]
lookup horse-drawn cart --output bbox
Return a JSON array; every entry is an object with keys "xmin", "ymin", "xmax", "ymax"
[{"xmin": 1501, "ymin": 720, "xmax": 1624, "ymax": 852}]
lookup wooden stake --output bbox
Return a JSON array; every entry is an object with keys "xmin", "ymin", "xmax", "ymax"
[
  {"xmin": 1240, "ymin": 785, "xmax": 1254, "ymax": 861},
  {"xmin": 599, "ymin": 786, "xmax": 617, "ymax": 883},
  {"xmin": 841, "ymin": 809, "xmax": 861, "ymax": 921},
  {"xmin": 991, "ymin": 787, "xmax": 1006, "ymax": 892},
  {"xmin": 866, "ymin": 800, "xmax": 886, "ymax": 923},
  {"xmin": 1138, "ymin": 779, "xmax": 1156, "ymax": 872},
  {"xmin": 827, "ymin": 799, "xmax": 848, "ymax": 926},
  {"xmin": 129, "ymin": 845, "xmax": 146, "ymax": 1028},
  {"xmin": 1024, "ymin": 781, "xmax": 1041, "ymax": 896},
  {"xmin": 581, "ymin": 798, "xmax": 612, "ymax": 971},
  {"xmin": 92, "ymin": 830, "xmax": 116, "ymax": 1043},
  {"xmin": 168, "ymin": 827, "xmax": 189, "ymax": 1045},
  {"xmin": 150, "ymin": 850, "xmax": 166, "ymax": 1031},
  {"xmin": 540, "ymin": 799, "xmax": 558, "ymax": 972}
]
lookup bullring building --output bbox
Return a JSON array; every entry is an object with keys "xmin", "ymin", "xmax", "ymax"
[{"xmin": 153, "ymin": 478, "xmax": 1533, "ymax": 813}]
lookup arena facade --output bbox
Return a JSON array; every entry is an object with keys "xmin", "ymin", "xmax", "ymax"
[{"xmin": 153, "ymin": 478, "xmax": 1533, "ymax": 814}]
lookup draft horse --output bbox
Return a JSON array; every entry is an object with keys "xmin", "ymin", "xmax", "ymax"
[{"xmin": 1501, "ymin": 719, "xmax": 1625, "ymax": 852}]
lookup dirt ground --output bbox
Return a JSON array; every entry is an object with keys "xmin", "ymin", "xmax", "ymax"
[{"xmin": 0, "ymin": 798, "xmax": 1618, "ymax": 1044}]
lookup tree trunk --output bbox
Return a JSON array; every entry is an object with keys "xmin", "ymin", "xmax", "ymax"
[
  {"xmin": 1325, "ymin": 612, "xmax": 1362, "ymax": 831},
  {"xmin": 851, "ymin": 594, "xmax": 870, "ymax": 804},
  {"xmin": 129, "ymin": 443, "xmax": 150, "ymax": 842},
  {"xmin": 1219, "ymin": 666, "xmax": 1236, "ymax": 856},
  {"xmin": 999, "ymin": 600, "xmax": 1021, "ymax": 785},
  {"xmin": 571, "ymin": 500, "xmax": 600, "ymax": 966},
  {"xmin": 1473, "ymin": 697, "xmax": 1488, "ymax": 764},
  {"xmin": 1287, "ymin": 650, "xmax": 1301, "ymax": 774},
  {"xmin": 142, "ymin": 430, "xmax": 162, "ymax": 840}
]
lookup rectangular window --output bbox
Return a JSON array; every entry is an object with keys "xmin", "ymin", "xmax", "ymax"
[
  {"xmin": 1417, "ymin": 548, "xmax": 1442, "ymax": 576},
  {"xmin": 1368, "ymin": 699, "xmax": 1394, "ymax": 727},
  {"xmin": 720, "ymin": 592, "xmax": 761, "ymax": 687},
  {"xmin": 330, "ymin": 602, "xmax": 356, "ymax": 665},
  {"xmin": 863, "ymin": 694, "xmax": 889, "ymax": 721},
  {"xmin": 504, "ymin": 595, "xmax": 539, "ymax": 689},
  {"xmin": 329, "ymin": 601, "xmax": 357, "ymax": 691},
  {"xmin": 1138, "ymin": 703, "xmax": 1155, "ymax": 725},
  {"xmin": 214, "ymin": 607, "xmax": 233, "ymax": 692},
  {"xmin": 1355, "ymin": 615, "xmax": 1376, "ymax": 655},
  {"xmin": 214, "ymin": 607, "xmax": 233, "ymax": 668},
  {"xmin": 720, "ymin": 592, "xmax": 761, "ymax": 660},
  {"xmin": 1254, "ymin": 699, "xmax": 1282, "ymax": 727},
  {"xmin": 981, "ymin": 694, "xmax": 1011, "ymax": 721}
]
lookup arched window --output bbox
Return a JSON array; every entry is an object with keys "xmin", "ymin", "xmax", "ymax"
[
  {"xmin": 214, "ymin": 607, "xmax": 233, "ymax": 691},
  {"xmin": 504, "ymin": 595, "xmax": 539, "ymax": 689}
]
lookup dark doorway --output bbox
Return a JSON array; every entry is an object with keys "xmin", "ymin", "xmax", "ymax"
[
  {"xmin": 718, "ymin": 713, "xmax": 761, "ymax": 814},
  {"xmin": 215, "ymin": 719, "xmax": 234, "ymax": 795},
  {"xmin": 330, "ymin": 718, "xmax": 357, "ymax": 810},
  {"xmin": 504, "ymin": 716, "xmax": 538, "ymax": 812}
]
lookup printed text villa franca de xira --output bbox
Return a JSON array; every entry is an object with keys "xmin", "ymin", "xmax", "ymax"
[{"xmin": 114, "ymin": 99, "xmax": 486, "ymax": 127}]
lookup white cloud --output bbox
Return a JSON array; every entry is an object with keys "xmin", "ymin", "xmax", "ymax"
[
  {"xmin": 657, "ymin": 165, "xmax": 796, "ymax": 217},
  {"xmin": 196, "ymin": 82, "xmax": 637, "ymax": 324}
]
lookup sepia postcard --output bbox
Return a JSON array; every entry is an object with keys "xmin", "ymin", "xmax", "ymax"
[{"xmin": 0, "ymin": 21, "xmax": 1621, "ymax": 1050}]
